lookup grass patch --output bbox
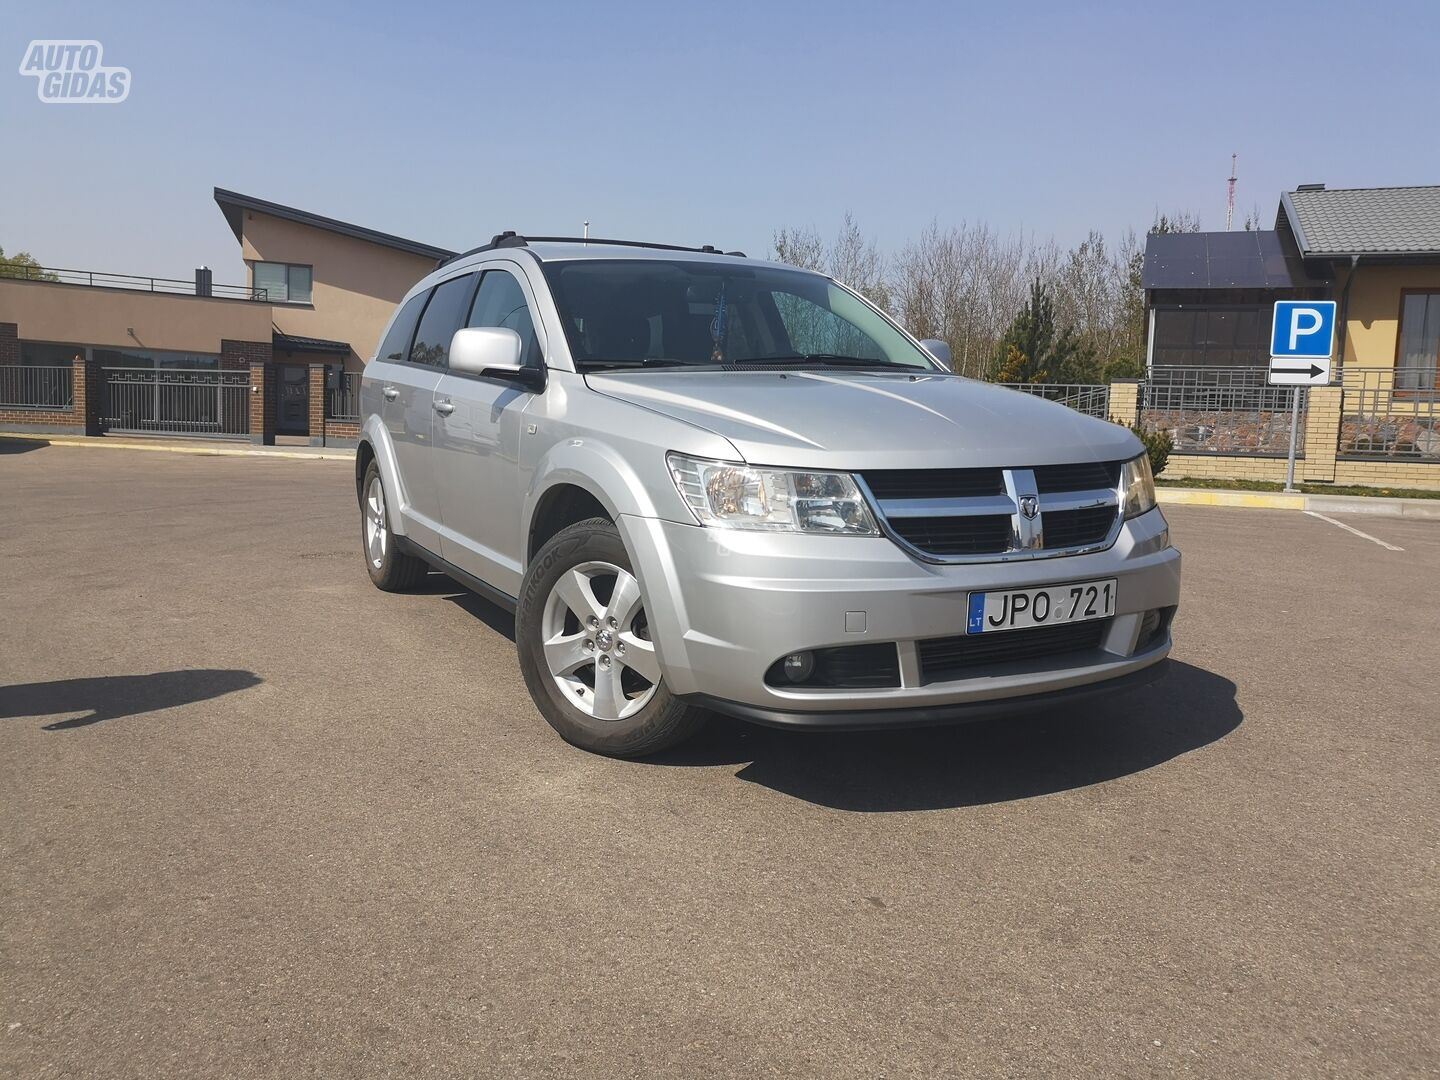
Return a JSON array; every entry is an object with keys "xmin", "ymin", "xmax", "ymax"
[{"xmin": 1157, "ymin": 476, "xmax": 1440, "ymax": 499}]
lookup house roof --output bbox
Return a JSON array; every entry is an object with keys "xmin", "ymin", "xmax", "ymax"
[
  {"xmin": 1141, "ymin": 229, "xmax": 1325, "ymax": 291},
  {"xmin": 214, "ymin": 188, "xmax": 455, "ymax": 262},
  {"xmin": 1280, "ymin": 185, "xmax": 1440, "ymax": 257}
]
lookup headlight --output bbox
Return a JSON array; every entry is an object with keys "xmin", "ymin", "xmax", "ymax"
[
  {"xmin": 1120, "ymin": 452, "xmax": 1157, "ymax": 519},
  {"xmin": 667, "ymin": 453, "xmax": 879, "ymax": 535}
]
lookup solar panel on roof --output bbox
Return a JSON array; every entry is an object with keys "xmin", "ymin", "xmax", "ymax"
[{"xmin": 1142, "ymin": 230, "xmax": 1323, "ymax": 290}]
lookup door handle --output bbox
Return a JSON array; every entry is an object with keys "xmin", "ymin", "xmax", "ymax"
[
  {"xmin": 382, "ymin": 385, "xmax": 399, "ymax": 401},
  {"xmin": 433, "ymin": 399, "xmax": 455, "ymax": 416}
]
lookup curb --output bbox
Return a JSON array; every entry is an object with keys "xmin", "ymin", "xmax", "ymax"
[
  {"xmin": 1157, "ymin": 487, "xmax": 1440, "ymax": 520},
  {"xmin": 0, "ymin": 432, "xmax": 355, "ymax": 462}
]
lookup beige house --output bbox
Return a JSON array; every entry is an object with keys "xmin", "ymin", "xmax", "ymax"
[
  {"xmin": 0, "ymin": 188, "xmax": 452, "ymax": 442},
  {"xmin": 1138, "ymin": 183, "xmax": 1440, "ymax": 487}
]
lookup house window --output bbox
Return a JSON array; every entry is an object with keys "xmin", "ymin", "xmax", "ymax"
[
  {"xmin": 1396, "ymin": 292, "xmax": 1440, "ymax": 391},
  {"xmin": 253, "ymin": 261, "xmax": 313, "ymax": 304}
]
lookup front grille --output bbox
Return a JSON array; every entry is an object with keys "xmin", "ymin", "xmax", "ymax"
[
  {"xmin": 886, "ymin": 515, "xmax": 1014, "ymax": 556},
  {"xmin": 1042, "ymin": 505, "xmax": 1118, "ymax": 548},
  {"xmin": 918, "ymin": 619, "xmax": 1111, "ymax": 683},
  {"xmin": 1034, "ymin": 461, "xmax": 1121, "ymax": 492},
  {"xmin": 862, "ymin": 468, "xmax": 1004, "ymax": 500},
  {"xmin": 860, "ymin": 463, "xmax": 1122, "ymax": 561}
]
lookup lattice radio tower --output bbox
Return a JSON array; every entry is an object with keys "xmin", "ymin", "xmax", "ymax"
[{"xmin": 1226, "ymin": 154, "xmax": 1238, "ymax": 231}]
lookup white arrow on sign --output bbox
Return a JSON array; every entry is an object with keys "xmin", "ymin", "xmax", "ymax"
[{"xmin": 1268, "ymin": 356, "xmax": 1331, "ymax": 386}]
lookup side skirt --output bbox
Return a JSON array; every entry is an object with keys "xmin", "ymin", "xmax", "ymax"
[{"xmin": 395, "ymin": 534, "xmax": 519, "ymax": 614}]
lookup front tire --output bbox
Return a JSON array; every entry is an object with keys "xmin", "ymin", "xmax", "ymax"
[
  {"xmin": 361, "ymin": 461, "xmax": 427, "ymax": 592},
  {"xmin": 517, "ymin": 518, "xmax": 706, "ymax": 757}
]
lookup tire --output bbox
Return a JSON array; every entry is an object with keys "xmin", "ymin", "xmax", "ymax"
[
  {"xmin": 517, "ymin": 517, "xmax": 707, "ymax": 757},
  {"xmin": 360, "ymin": 461, "xmax": 428, "ymax": 592}
]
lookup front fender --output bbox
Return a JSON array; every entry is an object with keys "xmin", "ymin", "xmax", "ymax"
[{"xmin": 523, "ymin": 437, "xmax": 683, "ymax": 548}]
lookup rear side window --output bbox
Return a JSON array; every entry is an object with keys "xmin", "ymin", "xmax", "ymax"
[
  {"xmin": 409, "ymin": 273, "xmax": 479, "ymax": 368},
  {"xmin": 468, "ymin": 269, "xmax": 543, "ymax": 367},
  {"xmin": 376, "ymin": 292, "xmax": 428, "ymax": 362}
]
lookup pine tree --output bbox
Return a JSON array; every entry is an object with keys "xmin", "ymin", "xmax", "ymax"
[{"xmin": 989, "ymin": 279, "xmax": 1098, "ymax": 383}]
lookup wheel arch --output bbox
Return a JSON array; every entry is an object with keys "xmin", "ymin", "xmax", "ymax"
[
  {"xmin": 523, "ymin": 438, "xmax": 680, "ymax": 568},
  {"xmin": 355, "ymin": 417, "xmax": 410, "ymax": 536}
]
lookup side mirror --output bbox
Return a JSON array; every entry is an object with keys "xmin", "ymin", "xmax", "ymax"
[
  {"xmin": 920, "ymin": 338, "xmax": 953, "ymax": 370},
  {"xmin": 448, "ymin": 327, "xmax": 542, "ymax": 388}
]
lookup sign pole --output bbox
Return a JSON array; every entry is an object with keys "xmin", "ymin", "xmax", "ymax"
[
  {"xmin": 1268, "ymin": 300, "xmax": 1337, "ymax": 495},
  {"xmin": 1283, "ymin": 388, "xmax": 1301, "ymax": 493}
]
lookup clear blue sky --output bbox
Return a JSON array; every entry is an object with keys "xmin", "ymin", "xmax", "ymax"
[{"xmin": 4, "ymin": 0, "xmax": 1438, "ymax": 285}]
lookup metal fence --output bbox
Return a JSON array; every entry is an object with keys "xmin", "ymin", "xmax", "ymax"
[
  {"xmin": 999, "ymin": 382, "xmax": 1111, "ymax": 419},
  {"xmin": 1341, "ymin": 366, "xmax": 1440, "ymax": 459},
  {"xmin": 326, "ymin": 372, "xmax": 361, "ymax": 422},
  {"xmin": 1141, "ymin": 365, "xmax": 1305, "ymax": 455},
  {"xmin": 99, "ymin": 368, "xmax": 250, "ymax": 438},
  {"xmin": 0, "ymin": 264, "xmax": 265, "ymax": 301},
  {"xmin": 0, "ymin": 365, "xmax": 73, "ymax": 409}
]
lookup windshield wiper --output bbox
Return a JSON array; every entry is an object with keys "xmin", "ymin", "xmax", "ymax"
[
  {"xmin": 577, "ymin": 357, "xmax": 699, "ymax": 371},
  {"xmin": 732, "ymin": 353, "xmax": 905, "ymax": 368}
]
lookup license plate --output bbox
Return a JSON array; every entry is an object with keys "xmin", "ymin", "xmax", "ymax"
[{"xmin": 966, "ymin": 578, "xmax": 1117, "ymax": 634}]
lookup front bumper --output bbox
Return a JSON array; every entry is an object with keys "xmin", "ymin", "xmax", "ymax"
[{"xmin": 618, "ymin": 507, "xmax": 1181, "ymax": 720}]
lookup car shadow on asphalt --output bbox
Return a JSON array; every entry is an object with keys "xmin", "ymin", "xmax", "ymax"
[
  {"xmin": 432, "ymin": 579, "xmax": 518, "ymax": 640},
  {"xmin": 0, "ymin": 437, "xmax": 49, "ymax": 454},
  {"xmin": 650, "ymin": 661, "xmax": 1241, "ymax": 812},
  {"xmin": 0, "ymin": 670, "xmax": 262, "ymax": 731}
]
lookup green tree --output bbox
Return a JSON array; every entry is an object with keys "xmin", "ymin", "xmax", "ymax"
[
  {"xmin": 0, "ymin": 246, "xmax": 56, "ymax": 281},
  {"xmin": 989, "ymin": 278, "xmax": 1097, "ymax": 383}
]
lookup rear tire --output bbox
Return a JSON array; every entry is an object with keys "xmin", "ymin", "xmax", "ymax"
[
  {"xmin": 517, "ymin": 517, "xmax": 707, "ymax": 757},
  {"xmin": 361, "ymin": 461, "xmax": 427, "ymax": 592}
]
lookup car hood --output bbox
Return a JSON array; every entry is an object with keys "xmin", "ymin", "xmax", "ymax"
[{"xmin": 585, "ymin": 370, "xmax": 1140, "ymax": 470}]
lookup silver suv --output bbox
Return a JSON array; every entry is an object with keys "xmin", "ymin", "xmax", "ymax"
[{"xmin": 357, "ymin": 235, "xmax": 1180, "ymax": 756}]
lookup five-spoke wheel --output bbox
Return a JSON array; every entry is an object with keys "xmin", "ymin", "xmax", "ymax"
[{"xmin": 541, "ymin": 561, "xmax": 660, "ymax": 721}]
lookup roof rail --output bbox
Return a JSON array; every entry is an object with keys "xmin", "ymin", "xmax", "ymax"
[{"xmin": 437, "ymin": 233, "xmax": 745, "ymax": 267}]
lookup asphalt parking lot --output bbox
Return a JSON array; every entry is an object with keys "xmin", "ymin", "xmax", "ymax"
[{"xmin": 2, "ymin": 443, "xmax": 1437, "ymax": 1079}]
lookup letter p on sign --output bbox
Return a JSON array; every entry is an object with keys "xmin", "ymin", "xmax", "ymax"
[{"xmin": 1271, "ymin": 300, "xmax": 1337, "ymax": 359}]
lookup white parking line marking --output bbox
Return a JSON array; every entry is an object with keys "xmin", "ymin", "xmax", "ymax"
[{"xmin": 1303, "ymin": 511, "xmax": 1404, "ymax": 552}]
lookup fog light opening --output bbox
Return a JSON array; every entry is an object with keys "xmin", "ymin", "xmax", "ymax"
[{"xmin": 781, "ymin": 651, "xmax": 816, "ymax": 683}]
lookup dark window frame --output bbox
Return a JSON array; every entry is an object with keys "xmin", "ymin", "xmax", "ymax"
[{"xmin": 252, "ymin": 260, "xmax": 314, "ymax": 305}]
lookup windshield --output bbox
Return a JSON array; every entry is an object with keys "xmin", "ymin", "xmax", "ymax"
[{"xmin": 541, "ymin": 259, "xmax": 938, "ymax": 372}]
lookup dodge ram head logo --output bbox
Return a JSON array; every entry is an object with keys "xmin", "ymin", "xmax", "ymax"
[{"xmin": 1019, "ymin": 495, "xmax": 1039, "ymax": 520}]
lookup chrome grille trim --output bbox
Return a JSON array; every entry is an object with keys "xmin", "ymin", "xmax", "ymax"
[{"xmin": 854, "ymin": 466, "xmax": 1124, "ymax": 564}]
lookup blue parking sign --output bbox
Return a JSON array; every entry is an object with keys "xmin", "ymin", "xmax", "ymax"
[{"xmin": 1270, "ymin": 300, "xmax": 1337, "ymax": 359}]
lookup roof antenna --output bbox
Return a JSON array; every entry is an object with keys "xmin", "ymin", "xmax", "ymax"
[
  {"xmin": 583, "ymin": 220, "xmax": 589, "ymax": 243},
  {"xmin": 1226, "ymin": 153, "xmax": 1237, "ymax": 231}
]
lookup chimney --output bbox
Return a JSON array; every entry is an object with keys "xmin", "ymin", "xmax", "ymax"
[{"xmin": 195, "ymin": 266, "xmax": 213, "ymax": 297}]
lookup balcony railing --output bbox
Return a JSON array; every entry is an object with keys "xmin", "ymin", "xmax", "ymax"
[
  {"xmin": 0, "ymin": 365, "xmax": 74, "ymax": 409},
  {"xmin": 1341, "ymin": 366, "xmax": 1440, "ymax": 460},
  {"xmin": 0, "ymin": 264, "xmax": 265, "ymax": 301}
]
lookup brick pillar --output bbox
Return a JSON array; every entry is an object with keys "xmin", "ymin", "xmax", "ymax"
[
  {"xmin": 249, "ymin": 361, "xmax": 274, "ymax": 445},
  {"xmin": 308, "ymin": 364, "xmax": 327, "ymax": 446},
  {"xmin": 1108, "ymin": 379, "xmax": 1141, "ymax": 427},
  {"xmin": 0, "ymin": 322, "xmax": 17, "ymax": 365},
  {"xmin": 1301, "ymin": 385, "xmax": 1343, "ymax": 483},
  {"xmin": 76, "ymin": 350, "xmax": 105, "ymax": 435}
]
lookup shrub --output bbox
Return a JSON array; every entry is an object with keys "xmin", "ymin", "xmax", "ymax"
[{"xmin": 1129, "ymin": 424, "xmax": 1172, "ymax": 478}]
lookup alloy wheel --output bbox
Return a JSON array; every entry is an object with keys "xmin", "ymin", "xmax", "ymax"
[
  {"xmin": 365, "ymin": 476, "xmax": 387, "ymax": 569},
  {"xmin": 540, "ymin": 560, "xmax": 660, "ymax": 721}
]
